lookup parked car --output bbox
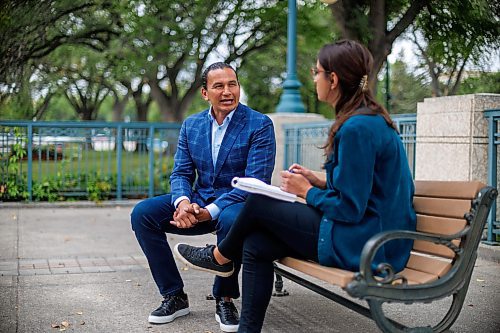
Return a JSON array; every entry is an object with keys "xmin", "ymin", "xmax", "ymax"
[{"xmin": 91, "ymin": 134, "xmax": 116, "ymax": 151}]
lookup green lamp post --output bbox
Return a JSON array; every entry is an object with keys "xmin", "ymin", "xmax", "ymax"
[{"xmin": 276, "ymin": 0, "xmax": 306, "ymax": 113}]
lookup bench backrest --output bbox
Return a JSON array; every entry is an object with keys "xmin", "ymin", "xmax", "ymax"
[{"xmin": 402, "ymin": 180, "xmax": 486, "ymax": 284}]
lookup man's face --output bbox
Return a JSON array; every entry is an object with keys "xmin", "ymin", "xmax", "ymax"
[{"xmin": 201, "ymin": 67, "xmax": 240, "ymax": 115}]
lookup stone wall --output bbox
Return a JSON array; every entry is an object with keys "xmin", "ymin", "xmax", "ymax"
[{"xmin": 415, "ymin": 93, "xmax": 500, "ymax": 182}]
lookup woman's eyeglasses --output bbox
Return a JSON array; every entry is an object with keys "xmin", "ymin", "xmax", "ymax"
[{"xmin": 310, "ymin": 67, "xmax": 330, "ymax": 78}]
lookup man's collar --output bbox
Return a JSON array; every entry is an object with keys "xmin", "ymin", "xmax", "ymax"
[{"xmin": 207, "ymin": 107, "xmax": 236, "ymax": 124}]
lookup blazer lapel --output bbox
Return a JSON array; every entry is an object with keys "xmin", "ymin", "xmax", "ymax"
[
  {"xmin": 201, "ymin": 112, "xmax": 214, "ymax": 172},
  {"xmin": 214, "ymin": 105, "xmax": 246, "ymax": 177}
]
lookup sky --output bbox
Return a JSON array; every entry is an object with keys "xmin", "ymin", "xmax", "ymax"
[{"xmin": 388, "ymin": 39, "xmax": 500, "ymax": 72}]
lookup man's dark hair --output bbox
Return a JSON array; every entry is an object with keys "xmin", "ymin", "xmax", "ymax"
[{"xmin": 201, "ymin": 62, "xmax": 238, "ymax": 89}]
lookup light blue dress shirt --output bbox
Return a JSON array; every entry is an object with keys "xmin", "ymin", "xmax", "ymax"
[{"xmin": 174, "ymin": 108, "xmax": 235, "ymax": 220}]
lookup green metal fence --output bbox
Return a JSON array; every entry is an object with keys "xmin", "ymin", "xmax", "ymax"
[
  {"xmin": 283, "ymin": 114, "xmax": 417, "ymax": 176},
  {"xmin": 0, "ymin": 121, "xmax": 181, "ymax": 201}
]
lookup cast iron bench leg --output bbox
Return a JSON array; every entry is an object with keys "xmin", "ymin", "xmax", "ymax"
[{"xmin": 273, "ymin": 272, "xmax": 289, "ymax": 297}]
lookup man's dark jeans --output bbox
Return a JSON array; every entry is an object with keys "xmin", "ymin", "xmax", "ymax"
[{"xmin": 131, "ymin": 193, "xmax": 243, "ymax": 298}]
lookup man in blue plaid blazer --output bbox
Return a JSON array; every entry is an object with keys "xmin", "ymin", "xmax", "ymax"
[{"xmin": 131, "ymin": 62, "xmax": 276, "ymax": 332}]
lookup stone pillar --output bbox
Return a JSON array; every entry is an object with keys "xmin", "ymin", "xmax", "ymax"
[
  {"xmin": 268, "ymin": 112, "xmax": 326, "ymax": 185},
  {"xmin": 415, "ymin": 93, "xmax": 500, "ymax": 182}
]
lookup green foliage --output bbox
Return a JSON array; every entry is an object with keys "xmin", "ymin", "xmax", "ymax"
[
  {"xmin": 412, "ymin": 0, "xmax": 500, "ymax": 96},
  {"xmin": 32, "ymin": 180, "xmax": 61, "ymax": 202},
  {"xmin": 377, "ymin": 56, "xmax": 432, "ymax": 114},
  {"xmin": 86, "ymin": 175, "xmax": 113, "ymax": 202},
  {"xmin": 0, "ymin": 0, "xmax": 119, "ymax": 93},
  {"xmin": 239, "ymin": 1, "xmax": 334, "ymax": 117},
  {"xmin": 416, "ymin": 0, "xmax": 499, "ymax": 67},
  {"xmin": 0, "ymin": 127, "xmax": 28, "ymax": 200},
  {"xmin": 457, "ymin": 72, "xmax": 500, "ymax": 95}
]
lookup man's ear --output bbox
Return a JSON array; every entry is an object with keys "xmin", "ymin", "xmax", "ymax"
[{"xmin": 201, "ymin": 88, "xmax": 209, "ymax": 101}]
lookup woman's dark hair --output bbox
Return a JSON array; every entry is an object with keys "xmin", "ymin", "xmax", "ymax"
[
  {"xmin": 318, "ymin": 39, "xmax": 396, "ymax": 156},
  {"xmin": 201, "ymin": 62, "xmax": 238, "ymax": 89}
]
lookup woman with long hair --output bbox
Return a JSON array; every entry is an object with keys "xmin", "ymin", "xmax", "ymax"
[{"xmin": 174, "ymin": 39, "xmax": 416, "ymax": 332}]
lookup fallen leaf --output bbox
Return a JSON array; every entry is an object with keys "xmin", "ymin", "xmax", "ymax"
[
  {"xmin": 79, "ymin": 321, "xmax": 85, "ymax": 325},
  {"xmin": 476, "ymin": 279, "xmax": 485, "ymax": 282},
  {"xmin": 51, "ymin": 323, "xmax": 60, "ymax": 328},
  {"xmin": 61, "ymin": 321, "xmax": 69, "ymax": 327},
  {"xmin": 76, "ymin": 311, "xmax": 83, "ymax": 315}
]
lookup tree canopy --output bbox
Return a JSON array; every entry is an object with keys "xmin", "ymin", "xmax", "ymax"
[
  {"xmin": 0, "ymin": 0, "xmax": 498, "ymax": 121},
  {"xmin": 0, "ymin": 0, "xmax": 119, "ymax": 94}
]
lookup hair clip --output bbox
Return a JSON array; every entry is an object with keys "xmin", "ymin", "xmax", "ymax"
[{"xmin": 359, "ymin": 75, "xmax": 368, "ymax": 92}]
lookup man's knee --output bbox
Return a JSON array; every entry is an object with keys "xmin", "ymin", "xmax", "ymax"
[{"xmin": 130, "ymin": 198, "xmax": 159, "ymax": 232}]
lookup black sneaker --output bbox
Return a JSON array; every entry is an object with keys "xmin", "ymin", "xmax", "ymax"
[
  {"xmin": 174, "ymin": 243, "xmax": 234, "ymax": 277},
  {"xmin": 148, "ymin": 292, "xmax": 190, "ymax": 324},
  {"xmin": 215, "ymin": 298, "xmax": 239, "ymax": 332}
]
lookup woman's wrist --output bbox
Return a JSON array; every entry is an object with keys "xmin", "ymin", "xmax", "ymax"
[{"xmin": 300, "ymin": 185, "xmax": 314, "ymax": 199}]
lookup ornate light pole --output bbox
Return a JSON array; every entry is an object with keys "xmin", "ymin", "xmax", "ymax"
[{"xmin": 276, "ymin": 0, "xmax": 305, "ymax": 113}]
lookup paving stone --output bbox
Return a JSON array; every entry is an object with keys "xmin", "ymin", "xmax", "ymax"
[
  {"xmin": 19, "ymin": 269, "xmax": 52, "ymax": 276},
  {"xmin": 80, "ymin": 266, "xmax": 115, "ymax": 273},
  {"xmin": 50, "ymin": 267, "xmax": 83, "ymax": 274}
]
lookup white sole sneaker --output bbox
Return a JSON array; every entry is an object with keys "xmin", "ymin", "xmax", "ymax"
[
  {"xmin": 173, "ymin": 243, "xmax": 234, "ymax": 278},
  {"xmin": 215, "ymin": 313, "xmax": 239, "ymax": 332},
  {"xmin": 148, "ymin": 307, "xmax": 190, "ymax": 324}
]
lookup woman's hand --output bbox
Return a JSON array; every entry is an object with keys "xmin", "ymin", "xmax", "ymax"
[
  {"xmin": 280, "ymin": 170, "xmax": 313, "ymax": 199},
  {"xmin": 287, "ymin": 164, "xmax": 327, "ymax": 189}
]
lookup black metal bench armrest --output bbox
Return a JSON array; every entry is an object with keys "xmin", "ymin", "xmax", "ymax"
[
  {"xmin": 357, "ymin": 229, "xmax": 465, "ymax": 286},
  {"xmin": 346, "ymin": 186, "xmax": 497, "ymax": 303}
]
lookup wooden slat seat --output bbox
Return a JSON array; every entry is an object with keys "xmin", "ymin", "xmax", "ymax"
[{"xmin": 278, "ymin": 257, "xmax": 355, "ymax": 288}]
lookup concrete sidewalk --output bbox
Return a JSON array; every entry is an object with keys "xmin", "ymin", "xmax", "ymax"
[{"xmin": 1, "ymin": 201, "xmax": 499, "ymax": 333}]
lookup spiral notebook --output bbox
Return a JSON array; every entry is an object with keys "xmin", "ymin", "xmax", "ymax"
[{"xmin": 231, "ymin": 177, "xmax": 297, "ymax": 202}]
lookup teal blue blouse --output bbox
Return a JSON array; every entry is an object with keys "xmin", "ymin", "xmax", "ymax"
[{"xmin": 306, "ymin": 114, "xmax": 416, "ymax": 272}]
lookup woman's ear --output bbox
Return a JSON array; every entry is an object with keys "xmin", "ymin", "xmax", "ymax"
[{"xmin": 330, "ymin": 72, "xmax": 338, "ymax": 90}]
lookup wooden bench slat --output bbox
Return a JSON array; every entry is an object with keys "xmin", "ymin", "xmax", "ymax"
[
  {"xmin": 278, "ymin": 257, "xmax": 355, "ymax": 288},
  {"xmin": 399, "ymin": 267, "xmax": 439, "ymax": 284},
  {"xmin": 416, "ymin": 214, "xmax": 467, "ymax": 235},
  {"xmin": 406, "ymin": 252, "xmax": 452, "ymax": 277},
  {"xmin": 413, "ymin": 240, "xmax": 459, "ymax": 259},
  {"xmin": 413, "ymin": 197, "xmax": 471, "ymax": 219},
  {"xmin": 414, "ymin": 180, "xmax": 484, "ymax": 199}
]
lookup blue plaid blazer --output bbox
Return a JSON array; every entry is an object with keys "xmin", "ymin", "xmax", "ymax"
[{"xmin": 170, "ymin": 103, "xmax": 276, "ymax": 211}]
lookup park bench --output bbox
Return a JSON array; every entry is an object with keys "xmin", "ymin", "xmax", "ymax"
[{"xmin": 273, "ymin": 180, "xmax": 497, "ymax": 332}]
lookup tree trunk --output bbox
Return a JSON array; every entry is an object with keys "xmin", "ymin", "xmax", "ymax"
[{"xmin": 112, "ymin": 94, "xmax": 128, "ymax": 122}]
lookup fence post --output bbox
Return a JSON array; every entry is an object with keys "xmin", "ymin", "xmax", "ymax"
[
  {"xmin": 116, "ymin": 125, "xmax": 123, "ymax": 200},
  {"xmin": 27, "ymin": 124, "xmax": 33, "ymax": 201},
  {"xmin": 148, "ymin": 125, "xmax": 155, "ymax": 198},
  {"xmin": 485, "ymin": 112, "xmax": 498, "ymax": 244}
]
